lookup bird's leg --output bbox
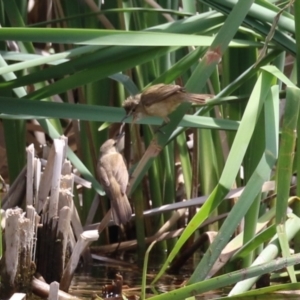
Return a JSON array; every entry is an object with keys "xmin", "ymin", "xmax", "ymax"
[
  {"xmin": 154, "ymin": 117, "xmax": 170, "ymax": 134},
  {"xmin": 154, "ymin": 123, "xmax": 166, "ymax": 134}
]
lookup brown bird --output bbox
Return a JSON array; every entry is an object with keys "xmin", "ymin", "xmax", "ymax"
[
  {"xmin": 123, "ymin": 83, "xmax": 212, "ymax": 123},
  {"xmin": 97, "ymin": 137, "xmax": 132, "ymax": 225}
]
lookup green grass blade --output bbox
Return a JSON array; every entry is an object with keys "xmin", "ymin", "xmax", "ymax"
[
  {"xmin": 147, "ymin": 253, "xmax": 300, "ymax": 300},
  {"xmin": 151, "ymin": 0, "xmax": 258, "ymax": 282},
  {"xmin": 0, "ymin": 27, "xmax": 261, "ymax": 47},
  {"xmin": 275, "ymin": 86, "xmax": 300, "ymax": 283},
  {"xmin": 215, "ymin": 282, "xmax": 300, "ymax": 300},
  {"xmin": 0, "ymin": 96, "xmax": 240, "ymax": 130},
  {"xmin": 152, "ymin": 68, "xmax": 272, "ymax": 285},
  {"xmin": 293, "ymin": 0, "xmax": 300, "ymax": 262},
  {"xmin": 229, "ymin": 215, "xmax": 300, "ymax": 295},
  {"xmin": 231, "ymin": 224, "xmax": 277, "ymax": 261},
  {"xmin": 141, "ymin": 241, "xmax": 156, "ymax": 300},
  {"xmin": 188, "ymin": 84, "xmax": 278, "ymax": 283},
  {"xmin": 176, "ymin": 133, "xmax": 192, "ymax": 199}
]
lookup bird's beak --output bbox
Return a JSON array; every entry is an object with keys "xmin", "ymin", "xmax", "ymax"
[
  {"xmin": 115, "ymin": 131, "xmax": 125, "ymax": 152},
  {"xmin": 115, "ymin": 130, "xmax": 125, "ymax": 141}
]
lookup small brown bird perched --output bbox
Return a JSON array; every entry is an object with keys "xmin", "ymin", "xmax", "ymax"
[
  {"xmin": 123, "ymin": 83, "xmax": 212, "ymax": 123},
  {"xmin": 97, "ymin": 136, "xmax": 132, "ymax": 225}
]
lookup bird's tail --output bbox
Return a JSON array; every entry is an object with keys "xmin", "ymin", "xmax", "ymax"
[{"xmin": 186, "ymin": 93, "xmax": 213, "ymax": 104}]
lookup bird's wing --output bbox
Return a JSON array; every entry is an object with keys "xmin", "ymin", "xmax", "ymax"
[
  {"xmin": 142, "ymin": 84, "xmax": 184, "ymax": 106},
  {"xmin": 97, "ymin": 162, "xmax": 110, "ymax": 188},
  {"xmin": 98, "ymin": 153, "xmax": 128, "ymax": 195},
  {"xmin": 97, "ymin": 153, "xmax": 131, "ymax": 225},
  {"xmin": 112, "ymin": 154, "xmax": 129, "ymax": 195}
]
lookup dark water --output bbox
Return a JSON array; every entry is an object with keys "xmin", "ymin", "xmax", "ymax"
[
  {"xmin": 68, "ymin": 253, "xmax": 300, "ymax": 299},
  {"xmin": 68, "ymin": 253, "xmax": 223, "ymax": 299}
]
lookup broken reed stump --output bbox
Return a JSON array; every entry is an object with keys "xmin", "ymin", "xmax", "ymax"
[
  {"xmin": 31, "ymin": 277, "xmax": 78, "ymax": 300},
  {"xmin": 60, "ymin": 230, "xmax": 99, "ymax": 292},
  {"xmin": 36, "ymin": 138, "xmax": 73, "ymax": 283},
  {"xmin": 8, "ymin": 293, "xmax": 26, "ymax": 300},
  {"xmin": 36, "ymin": 207, "xmax": 71, "ymax": 283},
  {"xmin": 1, "ymin": 136, "xmax": 95, "ymax": 298},
  {"xmin": 0, "ymin": 207, "xmax": 37, "ymax": 298}
]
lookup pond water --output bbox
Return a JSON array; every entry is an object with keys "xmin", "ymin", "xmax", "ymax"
[
  {"xmin": 68, "ymin": 253, "xmax": 300, "ymax": 299},
  {"xmin": 69, "ymin": 253, "xmax": 222, "ymax": 299}
]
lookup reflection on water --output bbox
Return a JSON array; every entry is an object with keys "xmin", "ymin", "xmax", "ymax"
[
  {"xmin": 69, "ymin": 253, "xmax": 223, "ymax": 299},
  {"xmin": 69, "ymin": 253, "xmax": 300, "ymax": 300}
]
